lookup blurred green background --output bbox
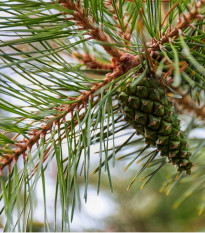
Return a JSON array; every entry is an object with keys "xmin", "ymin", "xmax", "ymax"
[{"xmin": 78, "ymin": 168, "xmax": 205, "ymax": 232}]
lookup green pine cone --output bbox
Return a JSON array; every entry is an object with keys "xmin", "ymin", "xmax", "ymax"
[{"xmin": 118, "ymin": 76, "xmax": 192, "ymax": 175}]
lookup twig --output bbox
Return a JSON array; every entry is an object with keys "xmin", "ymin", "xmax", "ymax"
[
  {"xmin": 105, "ymin": 0, "xmax": 131, "ymax": 44},
  {"xmin": 0, "ymin": 67, "xmax": 124, "ymax": 169},
  {"xmin": 150, "ymin": 1, "xmax": 204, "ymax": 50},
  {"xmin": 59, "ymin": 0, "xmax": 123, "ymax": 60},
  {"xmin": 73, "ymin": 52, "xmax": 114, "ymax": 70},
  {"xmin": 161, "ymin": 2, "xmax": 179, "ymax": 28}
]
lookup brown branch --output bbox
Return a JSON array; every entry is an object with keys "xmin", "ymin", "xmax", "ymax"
[
  {"xmin": 150, "ymin": 1, "xmax": 204, "ymax": 50},
  {"xmin": 0, "ymin": 67, "xmax": 124, "ymax": 169},
  {"xmin": 161, "ymin": 2, "xmax": 179, "ymax": 28},
  {"xmin": 59, "ymin": 0, "xmax": 123, "ymax": 61},
  {"xmin": 105, "ymin": 0, "xmax": 131, "ymax": 44},
  {"xmin": 73, "ymin": 52, "xmax": 115, "ymax": 70},
  {"xmin": 132, "ymin": 0, "xmax": 204, "ymax": 67}
]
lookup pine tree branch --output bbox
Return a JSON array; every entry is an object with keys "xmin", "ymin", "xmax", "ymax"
[
  {"xmin": 59, "ymin": 0, "xmax": 124, "ymax": 61},
  {"xmin": 149, "ymin": 0, "xmax": 204, "ymax": 50},
  {"xmin": 161, "ymin": 2, "xmax": 179, "ymax": 28},
  {"xmin": 105, "ymin": 0, "xmax": 131, "ymax": 44},
  {"xmin": 0, "ymin": 67, "xmax": 123, "ymax": 170},
  {"xmin": 0, "ymin": 0, "xmax": 203, "ymax": 170},
  {"xmin": 133, "ymin": 0, "xmax": 204, "ymax": 70},
  {"xmin": 73, "ymin": 52, "xmax": 115, "ymax": 70},
  {"xmin": 0, "ymin": 1, "xmax": 205, "ymax": 230}
]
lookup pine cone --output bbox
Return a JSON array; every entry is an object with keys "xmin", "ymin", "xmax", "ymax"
[{"xmin": 118, "ymin": 76, "xmax": 192, "ymax": 174}]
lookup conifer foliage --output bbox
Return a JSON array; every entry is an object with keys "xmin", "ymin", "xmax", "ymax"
[{"xmin": 0, "ymin": 0, "xmax": 204, "ymax": 231}]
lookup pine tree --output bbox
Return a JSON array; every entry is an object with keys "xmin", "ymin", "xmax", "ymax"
[{"xmin": 0, "ymin": 0, "xmax": 205, "ymax": 231}]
